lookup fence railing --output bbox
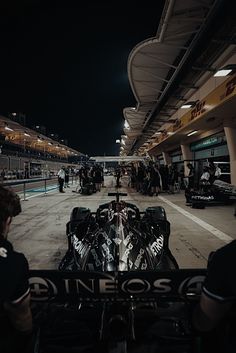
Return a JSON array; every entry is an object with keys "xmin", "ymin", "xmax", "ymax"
[{"xmin": 2, "ymin": 175, "xmax": 76, "ymax": 201}]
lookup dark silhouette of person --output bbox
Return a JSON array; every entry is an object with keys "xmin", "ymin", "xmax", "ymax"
[{"xmin": 0, "ymin": 185, "xmax": 32, "ymax": 353}]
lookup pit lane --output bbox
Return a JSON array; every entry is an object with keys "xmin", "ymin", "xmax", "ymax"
[{"xmin": 8, "ymin": 175, "xmax": 236, "ymax": 270}]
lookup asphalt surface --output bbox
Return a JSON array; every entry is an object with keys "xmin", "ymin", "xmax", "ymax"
[{"xmin": 7, "ymin": 175, "xmax": 236, "ymax": 269}]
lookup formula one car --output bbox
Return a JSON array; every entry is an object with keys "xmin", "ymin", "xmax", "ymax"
[
  {"xmin": 29, "ymin": 193, "xmax": 230, "ymax": 353},
  {"xmin": 185, "ymin": 179, "xmax": 236, "ymax": 208},
  {"xmin": 59, "ymin": 192, "xmax": 179, "ymax": 272}
]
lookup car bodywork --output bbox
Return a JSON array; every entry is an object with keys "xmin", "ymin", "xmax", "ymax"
[
  {"xmin": 185, "ymin": 179, "xmax": 236, "ymax": 208},
  {"xmin": 59, "ymin": 192, "xmax": 178, "ymax": 272}
]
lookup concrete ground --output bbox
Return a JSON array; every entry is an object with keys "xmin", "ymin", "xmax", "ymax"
[{"xmin": 8, "ymin": 176, "xmax": 236, "ymax": 269}]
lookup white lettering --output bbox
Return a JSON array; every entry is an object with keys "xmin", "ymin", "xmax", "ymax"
[
  {"xmin": 75, "ymin": 279, "xmax": 95, "ymax": 293},
  {"xmin": 121, "ymin": 279, "xmax": 150, "ymax": 294},
  {"xmin": 153, "ymin": 279, "xmax": 172, "ymax": 293},
  {"xmin": 150, "ymin": 237, "xmax": 164, "ymax": 256},
  {"xmin": 99, "ymin": 279, "xmax": 118, "ymax": 293}
]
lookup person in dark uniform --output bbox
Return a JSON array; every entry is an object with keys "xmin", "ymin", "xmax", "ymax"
[
  {"xmin": 193, "ymin": 240, "xmax": 236, "ymax": 352},
  {"xmin": 0, "ymin": 185, "xmax": 32, "ymax": 353},
  {"xmin": 187, "ymin": 163, "xmax": 195, "ymax": 189},
  {"xmin": 64, "ymin": 167, "xmax": 70, "ymax": 188},
  {"xmin": 115, "ymin": 167, "xmax": 121, "ymax": 188},
  {"xmin": 149, "ymin": 164, "xmax": 161, "ymax": 196}
]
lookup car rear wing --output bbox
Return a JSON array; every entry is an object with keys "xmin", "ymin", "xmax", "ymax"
[
  {"xmin": 108, "ymin": 192, "xmax": 128, "ymax": 202},
  {"xmin": 29, "ymin": 269, "xmax": 206, "ymax": 303}
]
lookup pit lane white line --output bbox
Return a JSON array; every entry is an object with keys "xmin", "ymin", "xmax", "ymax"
[{"xmin": 158, "ymin": 196, "xmax": 233, "ymax": 244}]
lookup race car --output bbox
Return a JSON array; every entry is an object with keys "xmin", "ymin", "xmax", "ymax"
[
  {"xmin": 59, "ymin": 192, "xmax": 179, "ymax": 272},
  {"xmin": 185, "ymin": 179, "xmax": 236, "ymax": 208},
  {"xmin": 32, "ymin": 193, "xmax": 214, "ymax": 353}
]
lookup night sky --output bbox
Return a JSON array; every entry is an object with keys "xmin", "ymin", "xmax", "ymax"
[{"xmin": 0, "ymin": 1, "xmax": 165, "ymax": 156}]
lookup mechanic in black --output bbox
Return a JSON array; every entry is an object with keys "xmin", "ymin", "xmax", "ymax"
[
  {"xmin": 193, "ymin": 240, "xmax": 236, "ymax": 351},
  {"xmin": 0, "ymin": 185, "xmax": 32, "ymax": 352},
  {"xmin": 186, "ymin": 162, "xmax": 195, "ymax": 189}
]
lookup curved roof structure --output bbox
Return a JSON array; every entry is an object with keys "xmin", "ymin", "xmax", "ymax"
[{"xmin": 122, "ymin": 0, "xmax": 236, "ymax": 156}]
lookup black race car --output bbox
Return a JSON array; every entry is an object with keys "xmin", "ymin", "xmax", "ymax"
[
  {"xmin": 27, "ymin": 192, "xmax": 233, "ymax": 352},
  {"xmin": 185, "ymin": 179, "xmax": 236, "ymax": 208},
  {"xmin": 33, "ymin": 194, "xmax": 206, "ymax": 353},
  {"xmin": 59, "ymin": 192, "xmax": 179, "ymax": 272}
]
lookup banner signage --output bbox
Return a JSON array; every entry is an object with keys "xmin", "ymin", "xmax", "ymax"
[
  {"xmin": 190, "ymin": 136, "xmax": 224, "ymax": 151},
  {"xmin": 152, "ymin": 73, "xmax": 236, "ymax": 148},
  {"xmin": 29, "ymin": 269, "xmax": 206, "ymax": 303}
]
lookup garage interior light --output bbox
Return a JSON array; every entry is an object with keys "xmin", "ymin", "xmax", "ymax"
[
  {"xmin": 214, "ymin": 64, "xmax": 236, "ymax": 77},
  {"xmin": 181, "ymin": 101, "xmax": 197, "ymax": 109},
  {"xmin": 5, "ymin": 126, "xmax": 14, "ymax": 131},
  {"xmin": 187, "ymin": 130, "xmax": 198, "ymax": 136}
]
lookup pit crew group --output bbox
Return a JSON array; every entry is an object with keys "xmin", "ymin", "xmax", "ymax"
[
  {"xmin": 128, "ymin": 161, "xmax": 180, "ymax": 196},
  {"xmin": 57, "ymin": 164, "xmax": 104, "ymax": 194}
]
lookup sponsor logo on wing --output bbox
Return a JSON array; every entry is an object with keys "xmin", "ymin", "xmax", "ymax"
[
  {"xmin": 72, "ymin": 235, "xmax": 87, "ymax": 256},
  {"xmin": 150, "ymin": 236, "xmax": 164, "ymax": 256},
  {"xmin": 29, "ymin": 277, "xmax": 58, "ymax": 301},
  {"xmin": 121, "ymin": 243, "xmax": 133, "ymax": 263},
  {"xmin": 191, "ymin": 195, "xmax": 214, "ymax": 201},
  {"xmin": 141, "ymin": 259, "xmax": 148, "ymax": 270},
  {"xmin": 178, "ymin": 275, "xmax": 205, "ymax": 296},
  {"xmin": 134, "ymin": 248, "xmax": 145, "ymax": 268},
  {"xmin": 90, "ymin": 249, "xmax": 102, "ymax": 266},
  {"xmin": 102, "ymin": 243, "xmax": 114, "ymax": 262}
]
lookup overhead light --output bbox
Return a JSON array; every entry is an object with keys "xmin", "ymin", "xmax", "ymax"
[
  {"xmin": 124, "ymin": 120, "xmax": 130, "ymax": 129},
  {"xmin": 12, "ymin": 112, "xmax": 17, "ymax": 116},
  {"xmin": 48, "ymin": 142, "xmax": 52, "ymax": 145},
  {"xmin": 5, "ymin": 126, "xmax": 14, "ymax": 131},
  {"xmin": 181, "ymin": 101, "xmax": 197, "ymax": 109},
  {"xmin": 214, "ymin": 64, "xmax": 236, "ymax": 77},
  {"xmin": 24, "ymin": 132, "xmax": 30, "ymax": 137},
  {"xmin": 130, "ymin": 107, "xmax": 136, "ymax": 110},
  {"xmin": 116, "ymin": 139, "xmax": 120, "ymax": 144},
  {"xmin": 187, "ymin": 130, "xmax": 198, "ymax": 136},
  {"xmin": 37, "ymin": 139, "xmax": 42, "ymax": 142}
]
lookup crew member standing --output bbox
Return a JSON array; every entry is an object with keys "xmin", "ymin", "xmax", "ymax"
[
  {"xmin": 187, "ymin": 163, "xmax": 195, "ymax": 189},
  {"xmin": 57, "ymin": 166, "xmax": 65, "ymax": 193}
]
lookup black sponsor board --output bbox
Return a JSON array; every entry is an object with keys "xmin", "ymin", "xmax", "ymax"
[{"xmin": 29, "ymin": 269, "xmax": 206, "ymax": 303}]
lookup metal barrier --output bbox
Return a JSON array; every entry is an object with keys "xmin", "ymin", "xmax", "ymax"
[{"xmin": 2, "ymin": 177, "xmax": 58, "ymax": 201}]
